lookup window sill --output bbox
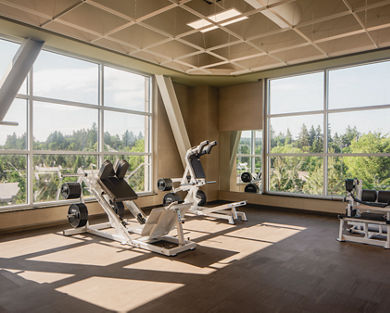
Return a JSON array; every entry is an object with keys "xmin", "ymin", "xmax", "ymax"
[{"xmin": 0, "ymin": 191, "xmax": 157, "ymax": 213}]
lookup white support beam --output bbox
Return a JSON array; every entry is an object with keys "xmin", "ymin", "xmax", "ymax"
[
  {"xmin": 0, "ymin": 38, "xmax": 44, "ymax": 122},
  {"xmin": 155, "ymin": 75, "xmax": 191, "ymax": 168}
]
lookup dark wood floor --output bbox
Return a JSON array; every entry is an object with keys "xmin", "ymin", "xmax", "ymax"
[{"xmin": 0, "ymin": 205, "xmax": 389, "ymax": 313}]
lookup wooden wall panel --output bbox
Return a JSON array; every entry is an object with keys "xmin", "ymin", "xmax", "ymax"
[{"xmin": 219, "ymin": 81, "xmax": 263, "ymax": 131}]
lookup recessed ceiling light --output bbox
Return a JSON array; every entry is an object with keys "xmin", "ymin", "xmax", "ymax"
[{"xmin": 187, "ymin": 9, "xmax": 248, "ymax": 33}]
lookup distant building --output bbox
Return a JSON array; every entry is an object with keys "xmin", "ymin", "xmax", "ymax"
[{"xmin": 0, "ymin": 182, "xmax": 20, "ymax": 204}]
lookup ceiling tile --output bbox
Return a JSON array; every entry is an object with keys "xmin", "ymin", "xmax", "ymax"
[
  {"xmin": 148, "ymin": 40, "xmax": 199, "ymax": 59},
  {"xmin": 212, "ymin": 42, "xmax": 260, "ymax": 60},
  {"xmin": 110, "ymin": 24, "xmax": 169, "ymax": 49},
  {"xmin": 346, "ymin": 0, "xmax": 385, "ymax": 10},
  {"xmin": 58, "ymin": 3, "xmax": 128, "ymax": 35},
  {"xmin": 298, "ymin": 15, "xmax": 361, "ymax": 42},
  {"xmin": 142, "ymin": 6, "xmax": 200, "ymax": 36},
  {"xmin": 2, "ymin": 0, "xmax": 80, "ymax": 18},
  {"xmin": 0, "ymin": 3, "xmax": 47, "ymax": 26},
  {"xmin": 163, "ymin": 61, "xmax": 193, "ymax": 73},
  {"xmin": 45, "ymin": 21, "xmax": 100, "ymax": 42},
  {"xmin": 317, "ymin": 33, "xmax": 374, "ymax": 55},
  {"xmin": 90, "ymin": 0, "xmax": 172, "ymax": 20},
  {"xmin": 131, "ymin": 50, "xmax": 168, "ymax": 64},
  {"xmin": 296, "ymin": 0, "xmax": 349, "ymax": 25},
  {"xmin": 356, "ymin": 4, "xmax": 390, "ymax": 28},
  {"xmin": 184, "ymin": 0, "xmax": 254, "ymax": 16},
  {"xmin": 272, "ymin": 45, "xmax": 323, "ymax": 63},
  {"xmin": 223, "ymin": 12, "xmax": 280, "ymax": 39},
  {"xmin": 250, "ymin": 30, "xmax": 307, "ymax": 52},
  {"xmin": 94, "ymin": 38, "xmax": 136, "ymax": 54},
  {"xmin": 369, "ymin": 27, "xmax": 390, "ymax": 47},
  {"xmin": 181, "ymin": 29, "xmax": 239, "ymax": 50},
  {"xmin": 235, "ymin": 54, "xmax": 281, "ymax": 70},
  {"xmin": 181, "ymin": 53, "xmax": 225, "ymax": 68}
]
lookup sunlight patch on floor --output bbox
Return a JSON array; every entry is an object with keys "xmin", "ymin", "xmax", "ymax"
[
  {"xmin": 56, "ymin": 276, "xmax": 184, "ymax": 312},
  {"xmin": 227, "ymin": 223, "xmax": 305, "ymax": 243},
  {"xmin": 126, "ymin": 256, "xmax": 215, "ymax": 275},
  {"xmin": 29, "ymin": 242, "xmax": 142, "ymax": 266},
  {"xmin": 3, "ymin": 269, "xmax": 74, "ymax": 284},
  {"xmin": 0, "ymin": 233, "xmax": 81, "ymax": 258}
]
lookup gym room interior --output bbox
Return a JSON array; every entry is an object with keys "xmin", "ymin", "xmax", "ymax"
[{"xmin": 0, "ymin": 0, "xmax": 390, "ymax": 312}]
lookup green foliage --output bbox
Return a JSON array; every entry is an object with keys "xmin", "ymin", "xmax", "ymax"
[{"xmin": 0, "ymin": 126, "xmax": 146, "ymax": 206}]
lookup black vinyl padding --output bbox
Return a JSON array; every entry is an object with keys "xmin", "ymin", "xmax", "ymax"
[
  {"xmin": 115, "ymin": 159, "xmax": 129, "ymax": 179},
  {"xmin": 190, "ymin": 156, "xmax": 206, "ymax": 179},
  {"xmin": 378, "ymin": 191, "xmax": 390, "ymax": 204},
  {"xmin": 99, "ymin": 160, "xmax": 115, "ymax": 180},
  {"xmin": 361, "ymin": 189, "xmax": 377, "ymax": 202},
  {"xmin": 98, "ymin": 160, "xmax": 138, "ymax": 202}
]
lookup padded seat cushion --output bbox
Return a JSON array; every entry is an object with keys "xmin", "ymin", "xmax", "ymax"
[{"xmin": 98, "ymin": 177, "xmax": 138, "ymax": 202}]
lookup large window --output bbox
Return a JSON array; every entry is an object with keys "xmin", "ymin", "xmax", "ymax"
[
  {"xmin": 236, "ymin": 130, "xmax": 262, "ymax": 184},
  {"xmin": 267, "ymin": 62, "xmax": 390, "ymax": 197},
  {"xmin": 0, "ymin": 38, "xmax": 152, "ymax": 209}
]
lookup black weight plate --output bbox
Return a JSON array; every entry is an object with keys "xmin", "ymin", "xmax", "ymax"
[
  {"xmin": 241, "ymin": 172, "xmax": 252, "ymax": 183},
  {"xmin": 163, "ymin": 193, "xmax": 180, "ymax": 206},
  {"xmin": 157, "ymin": 178, "xmax": 173, "ymax": 191},
  {"xmin": 361, "ymin": 189, "xmax": 377, "ymax": 202},
  {"xmin": 378, "ymin": 191, "xmax": 390, "ymax": 204},
  {"xmin": 196, "ymin": 190, "xmax": 207, "ymax": 206},
  {"xmin": 245, "ymin": 183, "xmax": 259, "ymax": 193},
  {"xmin": 61, "ymin": 182, "xmax": 81, "ymax": 199},
  {"xmin": 67, "ymin": 203, "xmax": 88, "ymax": 228}
]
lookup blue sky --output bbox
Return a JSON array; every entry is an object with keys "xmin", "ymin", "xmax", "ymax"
[{"xmin": 0, "ymin": 39, "xmax": 147, "ymax": 145}]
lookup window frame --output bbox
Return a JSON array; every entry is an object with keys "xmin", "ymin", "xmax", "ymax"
[
  {"xmin": 0, "ymin": 40, "xmax": 153, "ymax": 212},
  {"xmin": 266, "ymin": 62, "xmax": 390, "ymax": 199}
]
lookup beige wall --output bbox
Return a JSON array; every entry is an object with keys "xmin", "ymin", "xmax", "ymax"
[{"xmin": 219, "ymin": 81, "xmax": 263, "ymax": 131}]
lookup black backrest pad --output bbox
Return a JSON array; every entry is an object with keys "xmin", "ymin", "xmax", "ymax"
[
  {"xmin": 190, "ymin": 156, "xmax": 205, "ymax": 179},
  {"xmin": 99, "ymin": 160, "xmax": 115, "ymax": 180},
  {"xmin": 98, "ymin": 177, "xmax": 138, "ymax": 202},
  {"xmin": 98, "ymin": 160, "xmax": 137, "ymax": 201},
  {"xmin": 115, "ymin": 159, "xmax": 129, "ymax": 179}
]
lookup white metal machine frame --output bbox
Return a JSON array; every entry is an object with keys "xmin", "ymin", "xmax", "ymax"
[
  {"xmin": 159, "ymin": 140, "xmax": 247, "ymax": 225},
  {"xmin": 63, "ymin": 160, "xmax": 196, "ymax": 256},
  {"xmin": 337, "ymin": 179, "xmax": 390, "ymax": 249}
]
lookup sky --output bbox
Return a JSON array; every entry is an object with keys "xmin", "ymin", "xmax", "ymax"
[{"xmin": 0, "ymin": 39, "xmax": 147, "ymax": 145}]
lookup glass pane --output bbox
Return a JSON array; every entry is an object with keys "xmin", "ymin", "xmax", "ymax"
[
  {"xmin": 104, "ymin": 111, "xmax": 146, "ymax": 152},
  {"xmin": 0, "ymin": 155, "xmax": 27, "ymax": 206},
  {"xmin": 0, "ymin": 39, "xmax": 19, "ymax": 80},
  {"xmin": 328, "ymin": 156, "xmax": 390, "ymax": 196},
  {"xmin": 270, "ymin": 115, "xmax": 323, "ymax": 153},
  {"xmin": 269, "ymin": 156, "xmax": 323, "ymax": 195},
  {"xmin": 33, "ymin": 50, "xmax": 99, "ymax": 104},
  {"xmin": 329, "ymin": 61, "xmax": 390, "ymax": 109},
  {"xmin": 255, "ymin": 157, "xmax": 262, "ymax": 176},
  {"xmin": 33, "ymin": 155, "xmax": 97, "ymax": 203},
  {"xmin": 238, "ymin": 131, "xmax": 251, "ymax": 154},
  {"xmin": 328, "ymin": 109, "xmax": 390, "ymax": 153},
  {"xmin": 104, "ymin": 66, "xmax": 147, "ymax": 111},
  {"xmin": 0, "ymin": 99, "xmax": 27, "ymax": 150},
  {"xmin": 255, "ymin": 130, "xmax": 262, "ymax": 155},
  {"xmin": 270, "ymin": 72, "xmax": 324, "ymax": 114},
  {"xmin": 103, "ymin": 155, "xmax": 149, "ymax": 192},
  {"xmin": 33, "ymin": 102, "xmax": 98, "ymax": 151}
]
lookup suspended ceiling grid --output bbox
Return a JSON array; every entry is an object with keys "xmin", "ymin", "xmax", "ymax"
[{"xmin": 0, "ymin": 0, "xmax": 390, "ymax": 76}]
